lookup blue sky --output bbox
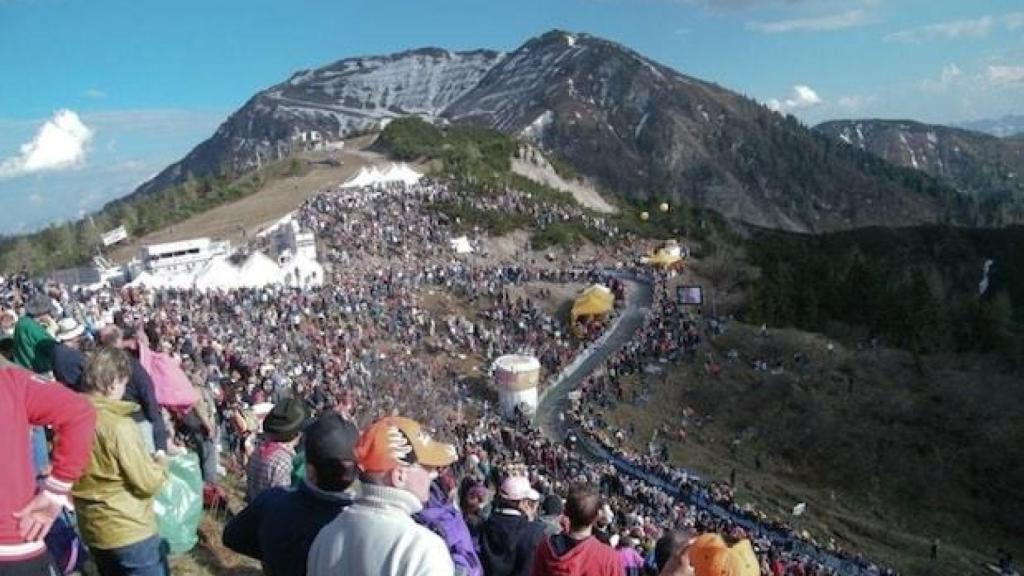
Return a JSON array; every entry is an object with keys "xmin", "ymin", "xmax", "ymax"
[{"xmin": 1, "ymin": 0, "xmax": 1022, "ymax": 234}]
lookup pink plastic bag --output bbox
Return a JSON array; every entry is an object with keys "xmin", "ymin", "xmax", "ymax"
[{"xmin": 138, "ymin": 343, "xmax": 198, "ymax": 411}]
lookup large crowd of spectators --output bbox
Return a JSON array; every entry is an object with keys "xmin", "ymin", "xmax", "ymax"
[{"xmin": 0, "ymin": 177, "xmax": 948, "ymax": 576}]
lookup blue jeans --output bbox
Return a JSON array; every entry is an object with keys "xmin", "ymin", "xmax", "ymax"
[
  {"xmin": 31, "ymin": 427, "xmax": 49, "ymax": 474},
  {"xmin": 198, "ymin": 435, "xmax": 219, "ymax": 483},
  {"xmin": 90, "ymin": 535, "xmax": 168, "ymax": 576}
]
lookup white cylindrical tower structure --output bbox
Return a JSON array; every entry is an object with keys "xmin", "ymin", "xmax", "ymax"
[{"xmin": 493, "ymin": 354, "xmax": 541, "ymax": 419}]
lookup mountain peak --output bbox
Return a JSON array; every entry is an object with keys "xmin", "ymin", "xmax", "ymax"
[
  {"xmin": 815, "ymin": 118, "xmax": 1024, "ymax": 224},
  {"xmin": 131, "ymin": 31, "xmax": 987, "ymax": 232}
]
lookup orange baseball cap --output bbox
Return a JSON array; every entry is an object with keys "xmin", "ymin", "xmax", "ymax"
[
  {"xmin": 689, "ymin": 534, "xmax": 759, "ymax": 576},
  {"xmin": 355, "ymin": 416, "xmax": 458, "ymax": 473}
]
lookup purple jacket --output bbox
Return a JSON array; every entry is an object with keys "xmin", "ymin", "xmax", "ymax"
[{"xmin": 414, "ymin": 482, "xmax": 484, "ymax": 576}]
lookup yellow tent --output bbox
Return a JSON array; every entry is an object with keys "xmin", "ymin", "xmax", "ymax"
[
  {"xmin": 643, "ymin": 248, "xmax": 683, "ymax": 268},
  {"xmin": 570, "ymin": 284, "xmax": 615, "ymax": 323}
]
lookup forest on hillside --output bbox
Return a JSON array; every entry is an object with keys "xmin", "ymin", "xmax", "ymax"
[{"xmin": 747, "ymin": 226, "xmax": 1024, "ymax": 364}]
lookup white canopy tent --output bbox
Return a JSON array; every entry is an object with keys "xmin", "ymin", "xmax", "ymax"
[
  {"xmin": 194, "ymin": 257, "xmax": 241, "ymax": 291},
  {"xmin": 238, "ymin": 252, "xmax": 283, "ymax": 288},
  {"xmin": 450, "ymin": 236, "xmax": 473, "ymax": 254},
  {"xmin": 282, "ymin": 256, "xmax": 325, "ymax": 288},
  {"xmin": 341, "ymin": 163, "xmax": 422, "ymax": 188}
]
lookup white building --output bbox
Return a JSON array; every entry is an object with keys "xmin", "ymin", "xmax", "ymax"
[
  {"xmin": 139, "ymin": 237, "xmax": 231, "ymax": 275},
  {"xmin": 493, "ymin": 355, "xmax": 541, "ymax": 419}
]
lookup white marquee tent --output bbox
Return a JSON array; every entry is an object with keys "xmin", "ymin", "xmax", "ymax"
[
  {"xmin": 341, "ymin": 163, "xmax": 422, "ymax": 188},
  {"xmin": 238, "ymin": 252, "xmax": 283, "ymax": 288},
  {"xmin": 194, "ymin": 257, "xmax": 241, "ymax": 291},
  {"xmin": 281, "ymin": 256, "xmax": 325, "ymax": 288}
]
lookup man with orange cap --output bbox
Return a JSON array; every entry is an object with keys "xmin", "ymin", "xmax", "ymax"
[{"xmin": 306, "ymin": 416, "xmax": 458, "ymax": 576}]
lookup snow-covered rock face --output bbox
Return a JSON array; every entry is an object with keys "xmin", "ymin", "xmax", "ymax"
[
  {"xmin": 134, "ymin": 29, "xmax": 1010, "ymax": 232},
  {"xmin": 443, "ymin": 31, "xmax": 677, "ymax": 135},
  {"xmin": 133, "ymin": 48, "xmax": 502, "ymax": 196},
  {"xmin": 815, "ymin": 119, "xmax": 1024, "ymax": 223},
  {"xmin": 246, "ymin": 48, "xmax": 504, "ymax": 145},
  {"xmin": 444, "ymin": 34, "xmax": 591, "ymax": 131},
  {"xmin": 267, "ymin": 48, "xmax": 503, "ymax": 130}
]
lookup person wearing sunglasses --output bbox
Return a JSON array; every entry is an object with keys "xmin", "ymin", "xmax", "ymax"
[{"xmin": 307, "ymin": 416, "xmax": 458, "ymax": 576}]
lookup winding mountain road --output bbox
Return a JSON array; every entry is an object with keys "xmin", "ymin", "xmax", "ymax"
[
  {"xmin": 532, "ymin": 274, "xmax": 878, "ymax": 576},
  {"xmin": 535, "ymin": 275, "xmax": 652, "ymax": 443}
]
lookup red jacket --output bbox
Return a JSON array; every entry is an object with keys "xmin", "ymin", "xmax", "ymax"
[
  {"xmin": 531, "ymin": 534, "xmax": 624, "ymax": 576},
  {"xmin": 0, "ymin": 365, "xmax": 96, "ymax": 561}
]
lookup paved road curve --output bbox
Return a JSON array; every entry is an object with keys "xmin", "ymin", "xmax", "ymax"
[
  {"xmin": 532, "ymin": 274, "xmax": 879, "ymax": 576},
  {"xmin": 535, "ymin": 274, "xmax": 653, "ymax": 443}
]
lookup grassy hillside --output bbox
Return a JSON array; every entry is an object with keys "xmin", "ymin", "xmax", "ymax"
[
  {"xmin": 603, "ymin": 225, "xmax": 1024, "ymax": 574},
  {"xmin": 377, "ymin": 117, "xmax": 732, "ymax": 248},
  {"xmin": 0, "ymin": 157, "xmax": 310, "ymax": 274},
  {"xmin": 746, "ymin": 226, "xmax": 1024, "ymax": 363},
  {"xmin": 605, "ymin": 321, "xmax": 1023, "ymax": 575}
]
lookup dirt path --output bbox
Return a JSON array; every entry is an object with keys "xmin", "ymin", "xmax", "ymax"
[{"xmin": 108, "ymin": 140, "xmax": 397, "ymax": 263}]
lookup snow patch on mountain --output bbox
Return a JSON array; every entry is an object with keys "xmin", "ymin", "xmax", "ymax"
[
  {"xmin": 634, "ymin": 112, "xmax": 650, "ymax": 141},
  {"xmin": 521, "ymin": 110, "xmax": 555, "ymax": 141}
]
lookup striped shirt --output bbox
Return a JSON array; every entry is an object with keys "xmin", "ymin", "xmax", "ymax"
[{"xmin": 246, "ymin": 440, "xmax": 295, "ymax": 503}]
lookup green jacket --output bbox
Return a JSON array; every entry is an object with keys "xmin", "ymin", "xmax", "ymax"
[
  {"xmin": 12, "ymin": 316, "xmax": 54, "ymax": 374},
  {"xmin": 73, "ymin": 395, "xmax": 169, "ymax": 550}
]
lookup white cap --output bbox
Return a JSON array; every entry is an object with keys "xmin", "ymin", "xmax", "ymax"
[
  {"xmin": 55, "ymin": 317, "xmax": 85, "ymax": 342},
  {"xmin": 500, "ymin": 476, "xmax": 540, "ymax": 502}
]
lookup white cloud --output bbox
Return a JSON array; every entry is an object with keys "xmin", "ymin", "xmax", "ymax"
[
  {"xmin": 1004, "ymin": 12, "xmax": 1024, "ymax": 30},
  {"xmin": 767, "ymin": 85, "xmax": 823, "ymax": 112},
  {"xmin": 747, "ymin": 9, "xmax": 870, "ymax": 33},
  {"xmin": 84, "ymin": 88, "xmax": 106, "ymax": 99},
  {"xmin": 920, "ymin": 63, "xmax": 963, "ymax": 92},
  {"xmin": 0, "ymin": 107, "xmax": 225, "ymax": 233},
  {"xmin": 0, "ymin": 110, "xmax": 94, "ymax": 179},
  {"xmin": 885, "ymin": 12, "xmax": 1024, "ymax": 43},
  {"xmin": 28, "ymin": 193, "xmax": 44, "ymax": 206},
  {"xmin": 987, "ymin": 65, "xmax": 1024, "ymax": 86},
  {"xmin": 837, "ymin": 94, "xmax": 877, "ymax": 110}
]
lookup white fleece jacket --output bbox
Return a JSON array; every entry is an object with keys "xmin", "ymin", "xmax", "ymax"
[{"xmin": 307, "ymin": 482, "xmax": 454, "ymax": 576}]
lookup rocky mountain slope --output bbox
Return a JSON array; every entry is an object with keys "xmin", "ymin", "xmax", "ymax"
[
  {"xmin": 816, "ymin": 119, "xmax": 1024, "ymax": 224},
  {"xmin": 956, "ymin": 114, "xmax": 1024, "ymax": 138},
  {"xmin": 134, "ymin": 48, "xmax": 502, "ymax": 196},
  {"xmin": 130, "ymin": 30, "xmax": 974, "ymax": 233}
]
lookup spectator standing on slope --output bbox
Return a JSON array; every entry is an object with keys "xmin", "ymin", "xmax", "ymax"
[
  {"xmin": 72, "ymin": 347, "xmax": 169, "ymax": 576},
  {"xmin": 307, "ymin": 415, "xmax": 458, "ymax": 576},
  {"xmin": 414, "ymin": 472, "xmax": 483, "ymax": 576},
  {"xmin": 245, "ymin": 397, "xmax": 307, "ymax": 503},
  {"xmin": 13, "ymin": 294, "xmax": 57, "ymax": 374},
  {"xmin": 98, "ymin": 326, "xmax": 168, "ymax": 455},
  {"xmin": 224, "ymin": 412, "xmax": 358, "ymax": 576},
  {"xmin": 51, "ymin": 318, "xmax": 88, "ymax": 391},
  {"xmin": 0, "ymin": 361, "xmax": 95, "ymax": 575},
  {"xmin": 479, "ymin": 475, "xmax": 547, "ymax": 576},
  {"xmin": 531, "ymin": 483, "xmax": 622, "ymax": 576}
]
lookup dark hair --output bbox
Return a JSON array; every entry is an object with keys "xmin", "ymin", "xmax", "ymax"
[
  {"xmin": 564, "ymin": 483, "xmax": 602, "ymax": 531},
  {"xmin": 144, "ymin": 320, "xmax": 160, "ymax": 352},
  {"xmin": 459, "ymin": 476, "xmax": 480, "ymax": 508},
  {"xmin": 307, "ymin": 458, "xmax": 357, "ymax": 493},
  {"xmin": 542, "ymin": 494, "xmax": 564, "ymax": 516},
  {"xmin": 654, "ymin": 529, "xmax": 696, "ymax": 572}
]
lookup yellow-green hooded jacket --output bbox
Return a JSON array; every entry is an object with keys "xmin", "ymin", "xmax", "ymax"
[{"xmin": 72, "ymin": 395, "xmax": 168, "ymax": 550}]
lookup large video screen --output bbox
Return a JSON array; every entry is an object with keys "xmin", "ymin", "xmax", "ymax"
[{"xmin": 677, "ymin": 285, "xmax": 703, "ymax": 305}]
